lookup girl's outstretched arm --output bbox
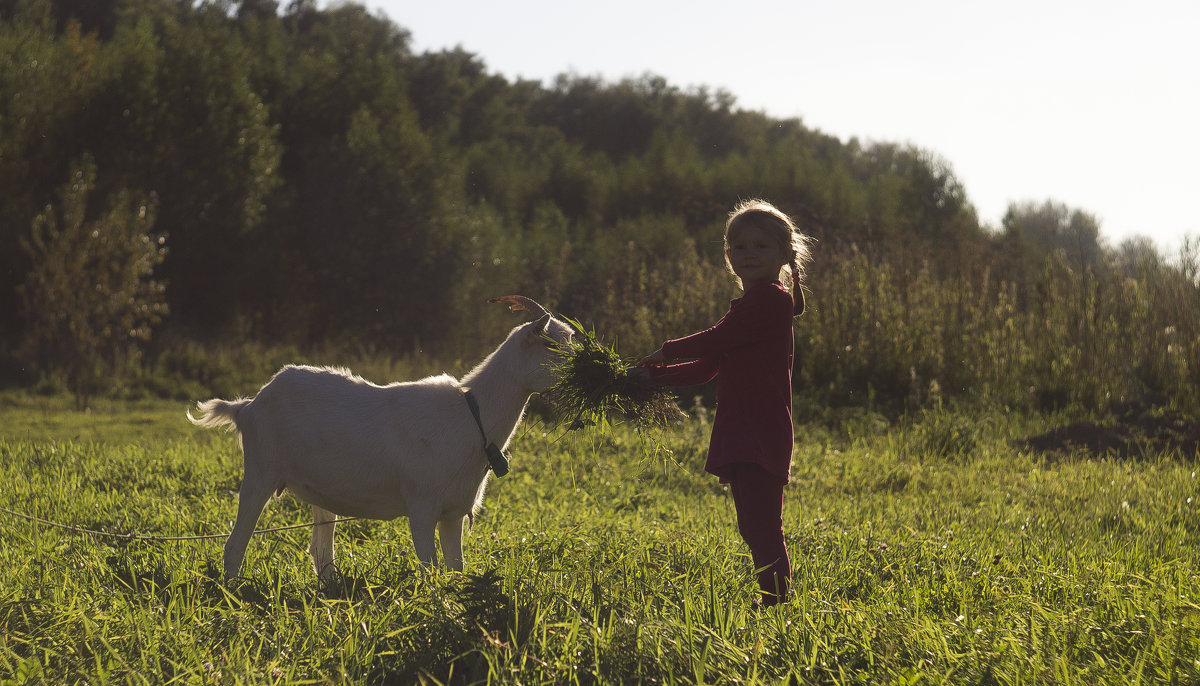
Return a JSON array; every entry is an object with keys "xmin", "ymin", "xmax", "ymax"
[{"xmin": 637, "ymin": 354, "xmax": 719, "ymax": 387}]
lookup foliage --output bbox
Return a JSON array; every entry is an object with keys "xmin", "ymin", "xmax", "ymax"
[
  {"xmin": 1, "ymin": 398, "xmax": 1198, "ymax": 682},
  {"xmin": 794, "ymin": 245, "xmax": 1200, "ymax": 417},
  {"xmin": 543, "ymin": 317, "xmax": 684, "ymax": 429},
  {"xmin": 998, "ymin": 199, "xmax": 1104, "ymax": 274},
  {"xmin": 0, "ymin": 0, "xmax": 1197, "ymax": 418},
  {"xmin": 17, "ymin": 156, "xmax": 166, "ymax": 407}
]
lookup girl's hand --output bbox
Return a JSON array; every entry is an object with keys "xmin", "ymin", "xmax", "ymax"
[
  {"xmin": 637, "ymin": 348, "xmax": 667, "ymax": 367},
  {"xmin": 626, "ymin": 366, "xmax": 653, "ymax": 381}
]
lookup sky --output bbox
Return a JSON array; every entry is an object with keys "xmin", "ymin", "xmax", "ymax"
[{"xmin": 348, "ymin": 0, "xmax": 1199, "ymax": 254}]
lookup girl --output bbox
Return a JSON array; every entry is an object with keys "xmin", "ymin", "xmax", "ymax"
[{"xmin": 638, "ymin": 199, "xmax": 811, "ymax": 608}]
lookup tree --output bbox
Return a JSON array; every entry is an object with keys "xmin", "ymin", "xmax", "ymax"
[
  {"xmin": 1000, "ymin": 200, "xmax": 1104, "ymax": 272},
  {"xmin": 90, "ymin": 6, "xmax": 281, "ymax": 335},
  {"xmin": 1114, "ymin": 235, "xmax": 1161, "ymax": 276},
  {"xmin": 0, "ymin": 9, "xmax": 103, "ymax": 343},
  {"xmin": 18, "ymin": 157, "xmax": 167, "ymax": 406}
]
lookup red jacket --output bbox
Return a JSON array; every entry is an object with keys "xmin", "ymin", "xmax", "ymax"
[{"xmin": 650, "ymin": 280, "xmax": 795, "ymax": 482}]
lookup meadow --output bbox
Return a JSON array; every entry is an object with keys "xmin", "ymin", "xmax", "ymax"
[{"xmin": 1, "ymin": 392, "xmax": 1198, "ymax": 684}]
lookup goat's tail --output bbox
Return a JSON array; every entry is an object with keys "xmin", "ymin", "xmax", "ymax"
[{"xmin": 187, "ymin": 398, "xmax": 250, "ymax": 432}]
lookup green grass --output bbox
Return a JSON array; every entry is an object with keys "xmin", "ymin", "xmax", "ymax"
[
  {"xmin": 1, "ymin": 396, "xmax": 1198, "ymax": 684},
  {"xmin": 0, "ymin": 391, "xmax": 198, "ymax": 445}
]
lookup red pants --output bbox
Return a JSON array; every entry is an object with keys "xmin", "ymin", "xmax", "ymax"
[{"xmin": 729, "ymin": 463, "xmax": 791, "ymax": 604}]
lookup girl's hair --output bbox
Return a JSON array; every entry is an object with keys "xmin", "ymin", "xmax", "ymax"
[{"xmin": 723, "ymin": 199, "xmax": 813, "ymax": 316}]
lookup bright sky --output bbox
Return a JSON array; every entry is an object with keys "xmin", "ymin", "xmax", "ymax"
[{"xmin": 351, "ymin": 0, "xmax": 1199, "ymax": 254}]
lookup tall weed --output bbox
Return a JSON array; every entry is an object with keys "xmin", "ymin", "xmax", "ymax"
[{"xmin": 34, "ymin": 229, "xmax": 1200, "ymax": 418}]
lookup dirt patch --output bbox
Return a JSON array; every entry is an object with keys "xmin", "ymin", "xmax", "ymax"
[{"xmin": 1017, "ymin": 403, "xmax": 1200, "ymax": 460}]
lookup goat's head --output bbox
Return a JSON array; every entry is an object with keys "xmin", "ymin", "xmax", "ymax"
[{"xmin": 490, "ymin": 295, "xmax": 574, "ymax": 390}]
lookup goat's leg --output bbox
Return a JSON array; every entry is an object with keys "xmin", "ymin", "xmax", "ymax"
[
  {"xmin": 438, "ymin": 515, "xmax": 467, "ymax": 572},
  {"xmin": 408, "ymin": 512, "xmax": 439, "ymax": 569},
  {"xmin": 224, "ymin": 477, "xmax": 273, "ymax": 580},
  {"xmin": 309, "ymin": 505, "xmax": 339, "ymax": 583}
]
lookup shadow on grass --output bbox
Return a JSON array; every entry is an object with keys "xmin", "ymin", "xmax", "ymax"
[
  {"xmin": 362, "ymin": 568, "xmax": 535, "ymax": 685},
  {"xmin": 1016, "ymin": 400, "xmax": 1200, "ymax": 460}
]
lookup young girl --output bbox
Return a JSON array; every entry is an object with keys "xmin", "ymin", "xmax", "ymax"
[{"xmin": 638, "ymin": 199, "xmax": 811, "ymax": 608}]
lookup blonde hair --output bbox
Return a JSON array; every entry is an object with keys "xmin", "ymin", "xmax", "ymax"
[{"xmin": 723, "ymin": 199, "xmax": 812, "ymax": 316}]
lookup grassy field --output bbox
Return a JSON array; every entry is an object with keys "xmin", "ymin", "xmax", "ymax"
[{"xmin": 1, "ymin": 393, "xmax": 1198, "ymax": 684}]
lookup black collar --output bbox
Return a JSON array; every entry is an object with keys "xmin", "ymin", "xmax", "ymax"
[{"xmin": 463, "ymin": 389, "xmax": 511, "ymax": 476}]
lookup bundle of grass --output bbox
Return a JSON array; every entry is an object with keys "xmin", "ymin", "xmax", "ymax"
[{"xmin": 543, "ymin": 318, "xmax": 685, "ymax": 429}]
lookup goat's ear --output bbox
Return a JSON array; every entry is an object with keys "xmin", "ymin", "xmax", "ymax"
[{"xmin": 525, "ymin": 314, "xmax": 552, "ymax": 343}]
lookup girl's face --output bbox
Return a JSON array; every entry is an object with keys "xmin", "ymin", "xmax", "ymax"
[{"xmin": 726, "ymin": 224, "xmax": 788, "ymax": 290}]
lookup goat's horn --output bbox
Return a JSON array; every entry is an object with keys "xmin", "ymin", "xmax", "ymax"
[{"xmin": 488, "ymin": 295, "xmax": 550, "ymax": 318}]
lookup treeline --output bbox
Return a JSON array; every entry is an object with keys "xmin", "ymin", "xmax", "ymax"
[{"xmin": 2, "ymin": 0, "xmax": 1197, "ymax": 414}]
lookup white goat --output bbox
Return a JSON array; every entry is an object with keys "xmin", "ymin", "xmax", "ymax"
[{"xmin": 188, "ymin": 296, "xmax": 573, "ymax": 582}]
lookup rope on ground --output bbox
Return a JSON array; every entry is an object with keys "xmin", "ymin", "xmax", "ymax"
[{"xmin": 0, "ymin": 505, "xmax": 358, "ymax": 542}]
